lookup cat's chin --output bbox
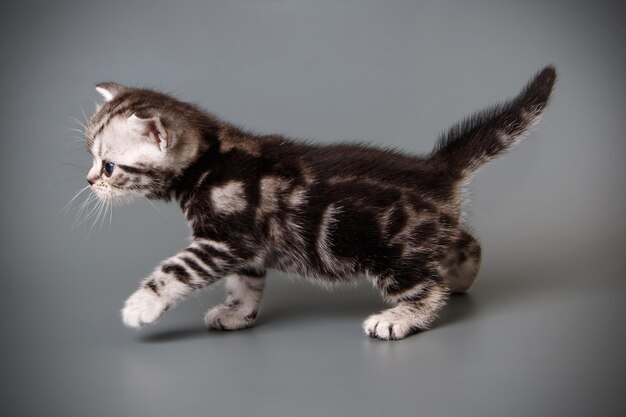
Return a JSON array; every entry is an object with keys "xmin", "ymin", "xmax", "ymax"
[
  {"xmin": 92, "ymin": 190, "xmax": 114, "ymax": 202},
  {"xmin": 94, "ymin": 190, "xmax": 138, "ymax": 205}
]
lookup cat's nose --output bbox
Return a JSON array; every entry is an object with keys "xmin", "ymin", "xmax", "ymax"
[{"xmin": 87, "ymin": 177, "xmax": 96, "ymax": 186}]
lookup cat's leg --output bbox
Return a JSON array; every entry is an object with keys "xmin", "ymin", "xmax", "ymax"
[
  {"xmin": 441, "ymin": 231, "xmax": 482, "ymax": 293},
  {"xmin": 204, "ymin": 268, "xmax": 266, "ymax": 330},
  {"xmin": 121, "ymin": 238, "xmax": 238, "ymax": 328},
  {"xmin": 364, "ymin": 277, "xmax": 449, "ymax": 340}
]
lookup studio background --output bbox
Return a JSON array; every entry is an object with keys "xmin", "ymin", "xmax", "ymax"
[{"xmin": 1, "ymin": 1, "xmax": 624, "ymax": 416}]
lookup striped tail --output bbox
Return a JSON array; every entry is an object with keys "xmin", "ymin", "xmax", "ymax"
[{"xmin": 430, "ymin": 66, "xmax": 557, "ymax": 179}]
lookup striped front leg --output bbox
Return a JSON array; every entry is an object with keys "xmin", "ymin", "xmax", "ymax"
[{"xmin": 121, "ymin": 239, "xmax": 236, "ymax": 328}]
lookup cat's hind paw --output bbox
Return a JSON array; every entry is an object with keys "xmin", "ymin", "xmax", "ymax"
[
  {"xmin": 204, "ymin": 304, "xmax": 258, "ymax": 331},
  {"xmin": 122, "ymin": 288, "xmax": 167, "ymax": 328}
]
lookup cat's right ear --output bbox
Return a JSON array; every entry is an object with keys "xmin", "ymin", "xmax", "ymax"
[{"xmin": 95, "ymin": 82, "xmax": 125, "ymax": 102}]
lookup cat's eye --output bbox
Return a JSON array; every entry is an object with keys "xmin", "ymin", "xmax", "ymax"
[{"xmin": 103, "ymin": 161, "xmax": 115, "ymax": 177}]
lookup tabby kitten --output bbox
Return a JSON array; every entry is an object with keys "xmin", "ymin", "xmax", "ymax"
[{"xmin": 83, "ymin": 67, "xmax": 556, "ymax": 340}]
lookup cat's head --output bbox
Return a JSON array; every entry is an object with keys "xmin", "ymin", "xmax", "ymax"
[{"xmin": 85, "ymin": 82, "xmax": 206, "ymax": 201}]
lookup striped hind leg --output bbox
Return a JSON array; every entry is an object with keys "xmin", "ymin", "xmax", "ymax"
[
  {"xmin": 364, "ymin": 277, "xmax": 449, "ymax": 340},
  {"xmin": 441, "ymin": 231, "xmax": 482, "ymax": 293}
]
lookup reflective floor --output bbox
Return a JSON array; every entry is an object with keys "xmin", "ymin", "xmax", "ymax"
[{"xmin": 3, "ymin": 247, "xmax": 624, "ymax": 417}]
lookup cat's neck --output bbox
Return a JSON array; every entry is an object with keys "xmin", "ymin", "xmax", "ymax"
[
  {"xmin": 169, "ymin": 120, "xmax": 279, "ymax": 216},
  {"xmin": 170, "ymin": 137, "xmax": 220, "ymax": 209}
]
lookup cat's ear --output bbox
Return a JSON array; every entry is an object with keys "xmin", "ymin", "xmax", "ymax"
[
  {"xmin": 95, "ymin": 82, "xmax": 125, "ymax": 102},
  {"xmin": 128, "ymin": 113, "xmax": 171, "ymax": 152}
]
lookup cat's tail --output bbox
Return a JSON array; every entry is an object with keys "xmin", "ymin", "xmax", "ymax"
[{"xmin": 429, "ymin": 66, "xmax": 557, "ymax": 179}]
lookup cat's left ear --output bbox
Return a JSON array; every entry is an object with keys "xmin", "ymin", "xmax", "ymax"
[
  {"xmin": 95, "ymin": 82, "xmax": 125, "ymax": 102},
  {"xmin": 128, "ymin": 113, "xmax": 171, "ymax": 153}
]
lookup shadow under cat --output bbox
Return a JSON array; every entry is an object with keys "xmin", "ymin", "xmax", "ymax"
[{"xmin": 140, "ymin": 263, "xmax": 563, "ymax": 343}]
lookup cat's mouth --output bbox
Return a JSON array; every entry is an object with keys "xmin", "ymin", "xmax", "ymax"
[
  {"xmin": 90, "ymin": 181, "xmax": 123, "ymax": 201},
  {"xmin": 90, "ymin": 181, "xmax": 110, "ymax": 196},
  {"xmin": 92, "ymin": 184, "xmax": 142, "ymax": 204}
]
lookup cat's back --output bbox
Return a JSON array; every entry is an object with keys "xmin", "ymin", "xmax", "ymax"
[
  {"xmin": 264, "ymin": 141, "xmax": 437, "ymax": 188},
  {"xmin": 263, "ymin": 139, "xmax": 453, "ymax": 197}
]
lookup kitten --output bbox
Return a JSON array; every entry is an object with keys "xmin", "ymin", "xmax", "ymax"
[{"xmin": 83, "ymin": 66, "xmax": 556, "ymax": 340}]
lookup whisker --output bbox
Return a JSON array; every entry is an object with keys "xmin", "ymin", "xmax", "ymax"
[
  {"xmin": 88, "ymin": 200, "xmax": 105, "ymax": 235},
  {"xmin": 64, "ymin": 139, "xmax": 87, "ymax": 148},
  {"xmin": 98, "ymin": 199, "xmax": 109, "ymax": 231},
  {"xmin": 74, "ymin": 194, "xmax": 100, "ymax": 229},
  {"xmin": 99, "ymin": 199, "xmax": 110, "ymax": 231},
  {"xmin": 79, "ymin": 102, "xmax": 88, "ymax": 125},
  {"xmin": 109, "ymin": 199, "xmax": 113, "ymax": 227},
  {"xmin": 73, "ymin": 194, "xmax": 92, "ymax": 216},
  {"xmin": 61, "ymin": 185, "xmax": 91, "ymax": 213},
  {"xmin": 64, "ymin": 127, "xmax": 86, "ymax": 135},
  {"xmin": 67, "ymin": 116, "xmax": 87, "ymax": 130},
  {"xmin": 71, "ymin": 193, "xmax": 95, "ymax": 228}
]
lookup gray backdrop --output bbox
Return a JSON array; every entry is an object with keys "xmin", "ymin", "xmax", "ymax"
[{"xmin": 1, "ymin": 1, "xmax": 625, "ymax": 416}]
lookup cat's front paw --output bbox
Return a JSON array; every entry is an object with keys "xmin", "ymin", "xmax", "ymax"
[
  {"xmin": 122, "ymin": 288, "xmax": 167, "ymax": 328},
  {"xmin": 363, "ymin": 312, "xmax": 417, "ymax": 340},
  {"xmin": 204, "ymin": 304, "xmax": 258, "ymax": 331}
]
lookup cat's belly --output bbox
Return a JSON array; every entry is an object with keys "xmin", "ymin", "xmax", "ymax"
[
  {"xmin": 267, "ymin": 252, "xmax": 365, "ymax": 284},
  {"xmin": 262, "ymin": 211, "xmax": 386, "ymax": 284}
]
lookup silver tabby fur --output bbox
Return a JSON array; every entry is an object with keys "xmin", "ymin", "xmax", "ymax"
[{"xmin": 81, "ymin": 67, "xmax": 556, "ymax": 340}]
